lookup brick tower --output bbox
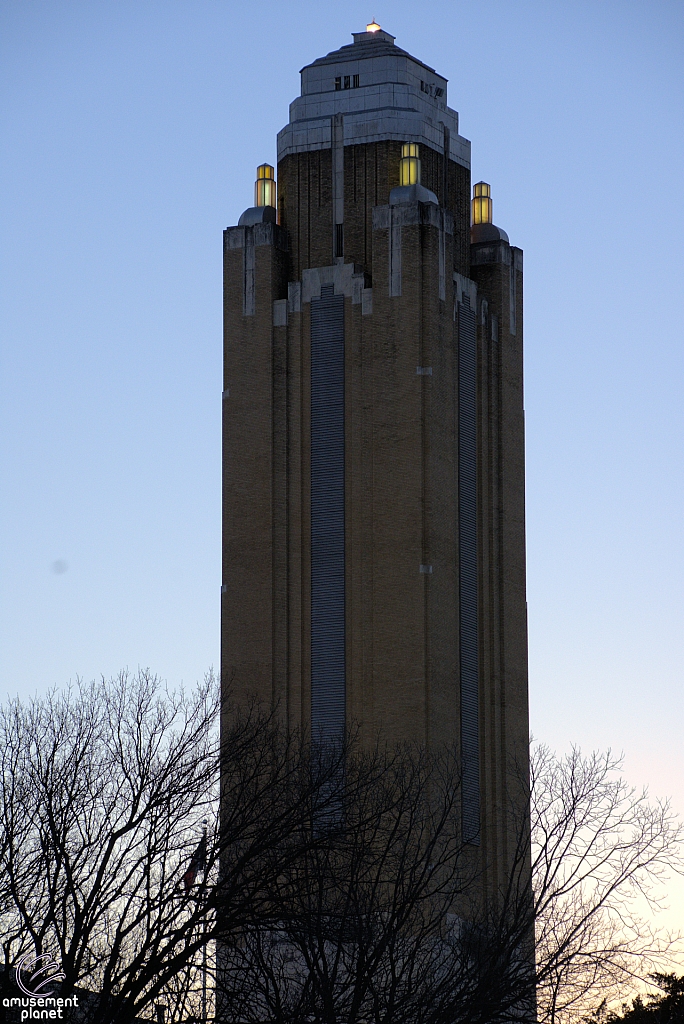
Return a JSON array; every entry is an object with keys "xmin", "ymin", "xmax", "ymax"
[{"xmin": 221, "ymin": 23, "xmax": 529, "ymax": 890}]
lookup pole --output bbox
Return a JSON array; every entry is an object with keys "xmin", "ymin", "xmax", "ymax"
[
  {"xmin": 201, "ymin": 819, "xmax": 208, "ymax": 1022},
  {"xmin": 202, "ymin": 909, "xmax": 207, "ymax": 1023}
]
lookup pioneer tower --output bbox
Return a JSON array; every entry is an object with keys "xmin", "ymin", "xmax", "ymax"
[{"xmin": 221, "ymin": 23, "xmax": 529, "ymax": 893}]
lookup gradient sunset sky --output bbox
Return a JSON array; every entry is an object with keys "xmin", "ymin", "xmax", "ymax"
[{"xmin": 2, "ymin": 0, "xmax": 683, "ymax": 936}]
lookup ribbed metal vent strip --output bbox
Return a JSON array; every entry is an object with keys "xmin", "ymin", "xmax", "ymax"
[
  {"xmin": 310, "ymin": 286, "xmax": 345, "ymax": 744},
  {"xmin": 458, "ymin": 297, "xmax": 480, "ymax": 844}
]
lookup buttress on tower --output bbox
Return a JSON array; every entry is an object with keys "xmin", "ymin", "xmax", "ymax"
[{"xmin": 222, "ymin": 24, "xmax": 529, "ymax": 887}]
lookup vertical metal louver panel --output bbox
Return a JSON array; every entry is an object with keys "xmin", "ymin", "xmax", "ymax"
[
  {"xmin": 310, "ymin": 285, "xmax": 345, "ymax": 743},
  {"xmin": 458, "ymin": 296, "xmax": 480, "ymax": 844}
]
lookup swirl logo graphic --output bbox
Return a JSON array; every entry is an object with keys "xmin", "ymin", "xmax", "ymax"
[{"xmin": 14, "ymin": 952, "xmax": 66, "ymax": 997}]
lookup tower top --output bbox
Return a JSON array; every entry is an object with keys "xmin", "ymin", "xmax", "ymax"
[
  {"xmin": 278, "ymin": 26, "xmax": 470, "ymax": 168},
  {"xmin": 350, "ymin": 21, "xmax": 395, "ymax": 45},
  {"xmin": 300, "ymin": 24, "xmax": 430, "ymax": 76}
]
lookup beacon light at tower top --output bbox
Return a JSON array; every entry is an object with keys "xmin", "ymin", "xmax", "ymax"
[{"xmin": 366, "ymin": 19, "xmax": 381, "ymax": 32}]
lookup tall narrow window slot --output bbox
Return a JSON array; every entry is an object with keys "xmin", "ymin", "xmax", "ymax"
[
  {"xmin": 458, "ymin": 293, "xmax": 480, "ymax": 844},
  {"xmin": 310, "ymin": 285, "xmax": 345, "ymax": 743}
]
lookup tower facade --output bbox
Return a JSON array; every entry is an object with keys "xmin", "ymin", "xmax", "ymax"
[{"xmin": 222, "ymin": 24, "xmax": 529, "ymax": 890}]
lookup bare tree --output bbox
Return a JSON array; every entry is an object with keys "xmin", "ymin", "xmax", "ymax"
[
  {"xmin": 531, "ymin": 745, "xmax": 684, "ymax": 1024},
  {"xmin": 2, "ymin": 674, "xmax": 681, "ymax": 1024},
  {"xmin": 0, "ymin": 671, "xmax": 346, "ymax": 1024},
  {"xmin": 220, "ymin": 744, "xmax": 536, "ymax": 1024},
  {"xmin": 218, "ymin": 743, "xmax": 682, "ymax": 1024}
]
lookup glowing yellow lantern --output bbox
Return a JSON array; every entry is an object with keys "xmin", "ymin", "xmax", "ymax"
[
  {"xmin": 472, "ymin": 181, "xmax": 492, "ymax": 225},
  {"xmin": 399, "ymin": 143, "xmax": 421, "ymax": 186},
  {"xmin": 255, "ymin": 164, "xmax": 276, "ymax": 209}
]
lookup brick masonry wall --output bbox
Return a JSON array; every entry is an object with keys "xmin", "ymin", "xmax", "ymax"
[
  {"xmin": 471, "ymin": 238, "xmax": 529, "ymax": 896},
  {"xmin": 221, "ymin": 224, "xmax": 287, "ymax": 720},
  {"xmin": 278, "ymin": 140, "xmax": 470, "ymax": 282},
  {"xmin": 222, "ymin": 148, "xmax": 530, "ymax": 900}
]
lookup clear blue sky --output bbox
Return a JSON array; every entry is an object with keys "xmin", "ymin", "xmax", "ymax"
[{"xmin": 2, "ymin": 0, "xmax": 683, "ymax": 916}]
